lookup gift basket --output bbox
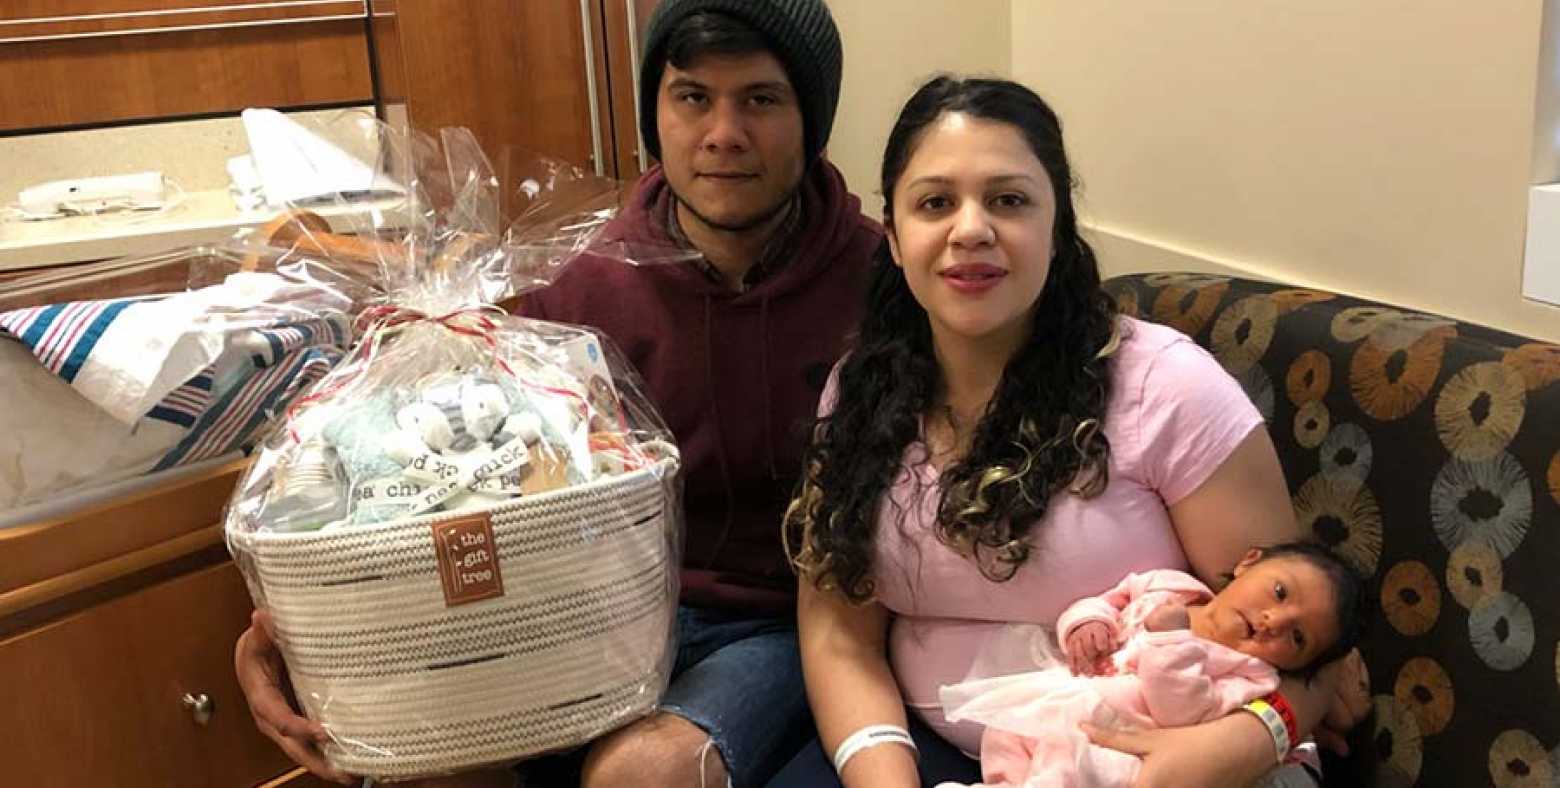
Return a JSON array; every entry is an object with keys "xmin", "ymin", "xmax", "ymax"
[{"xmin": 223, "ymin": 119, "xmax": 688, "ymax": 780}]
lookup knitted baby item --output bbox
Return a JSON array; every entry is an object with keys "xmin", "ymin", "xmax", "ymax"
[
  {"xmin": 386, "ymin": 375, "xmax": 537, "ymax": 514},
  {"xmin": 321, "ymin": 372, "xmax": 576, "ymax": 525},
  {"xmin": 321, "ymin": 391, "xmax": 415, "ymax": 525}
]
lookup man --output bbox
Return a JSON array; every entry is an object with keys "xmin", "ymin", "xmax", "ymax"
[{"xmin": 234, "ymin": 1, "xmax": 881, "ymax": 785}]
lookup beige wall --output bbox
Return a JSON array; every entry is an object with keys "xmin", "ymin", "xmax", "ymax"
[
  {"xmin": 830, "ymin": 0, "xmax": 1013, "ymax": 217},
  {"xmin": 1011, "ymin": 1, "xmax": 1560, "ymax": 342}
]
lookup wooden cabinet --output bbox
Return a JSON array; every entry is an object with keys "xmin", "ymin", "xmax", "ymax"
[
  {"xmin": 602, "ymin": 0, "xmax": 658, "ymax": 180},
  {"xmin": 0, "ymin": 1, "xmax": 373, "ymax": 132},
  {"xmin": 0, "ymin": 0, "xmax": 660, "ymax": 186},
  {"xmin": 0, "ymin": 461, "xmax": 309, "ymax": 787},
  {"xmin": 2, "ymin": 563, "xmax": 289, "ymax": 785},
  {"xmin": 368, "ymin": 0, "xmax": 659, "ymax": 182}
]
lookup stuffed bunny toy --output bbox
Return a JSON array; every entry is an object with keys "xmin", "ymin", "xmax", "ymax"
[
  {"xmin": 320, "ymin": 373, "xmax": 574, "ymax": 525},
  {"xmin": 383, "ymin": 376, "xmax": 546, "ymax": 513}
]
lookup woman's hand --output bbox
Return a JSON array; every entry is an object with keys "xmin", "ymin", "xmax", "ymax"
[
  {"xmin": 234, "ymin": 609, "xmax": 357, "ymax": 785},
  {"xmin": 1083, "ymin": 712, "xmax": 1276, "ymax": 788},
  {"xmin": 1315, "ymin": 648, "xmax": 1372, "ymax": 754},
  {"xmin": 1085, "ymin": 648, "xmax": 1373, "ymax": 786}
]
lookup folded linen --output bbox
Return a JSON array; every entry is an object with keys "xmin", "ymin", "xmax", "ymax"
[{"xmin": 0, "ymin": 273, "xmax": 351, "ymax": 510}]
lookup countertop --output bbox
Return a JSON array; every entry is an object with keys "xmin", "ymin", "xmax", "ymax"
[{"xmin": 0, "ymin": 189, "xmax": 403, "ymax": 272}]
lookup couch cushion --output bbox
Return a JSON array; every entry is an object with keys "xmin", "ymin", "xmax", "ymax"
[{"xmin": 1105, "ymin": 273, "xmax": 1560, "ymax": 788}]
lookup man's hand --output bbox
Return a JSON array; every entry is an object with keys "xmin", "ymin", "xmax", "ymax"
[
  {"xmin": 1064, "ymin": 621, "xmax": 1114, "ymax": 676},
  {"xmin": 235, "ymin": 609, "xmax": 356, "ymax": 785}
]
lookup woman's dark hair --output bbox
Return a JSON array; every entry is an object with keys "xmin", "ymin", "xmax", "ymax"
[
  {"xmin": 784, "ymin": 76, "xmax": 1119, "ymax": 600},
  {"xmin": 1254, "ymin": 541, "xmax": 1372, "ymax": 678},
  {"xmin": 664, "ymin": 12, "xmax": 769, "ymax": 69}
]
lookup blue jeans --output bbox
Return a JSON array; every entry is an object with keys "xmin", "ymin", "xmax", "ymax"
[
  {"xmin": 659, "ymin": 605, "xmax": 812, "ymax": 786},
  {"xmin": 525, "ymin": 605, "xmax": 810, "ymax": 787},
  {"xmin": 765, "ymin": 713, "xmax": 981, "ymax": 787}
]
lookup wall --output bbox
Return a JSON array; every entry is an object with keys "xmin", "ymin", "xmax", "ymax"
[
  {"xmin": 0, "ymin": 107, "xmax": 373, "ymax": 201},
  {"xmin": 830, "ymin": 0, "xmax": 1013, "ymax": 217},
  {"xmin": 1011, "ymin": 1, "xmax": 1560, "ymax": 342}
]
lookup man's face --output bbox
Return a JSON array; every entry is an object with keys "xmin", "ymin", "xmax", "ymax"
[{"xmin": 656, "ymin": 50, "xmax": 806, "ymax": 232}]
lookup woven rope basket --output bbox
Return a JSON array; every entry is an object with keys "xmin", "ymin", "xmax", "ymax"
[{"xmin": 230, "ymin": 460, "xmax": 677, "ymax": 779}]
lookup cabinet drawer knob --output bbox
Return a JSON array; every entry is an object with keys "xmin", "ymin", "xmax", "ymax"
[{"xmin": 181, "ymin": 692, "xmax": 214, "ymax": 726}]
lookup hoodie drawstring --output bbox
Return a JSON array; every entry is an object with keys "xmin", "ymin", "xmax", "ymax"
[
  {"xmin": 703, "ymin": 294, "xmax": 737, "ymax": 569},
  {"xmin": 759, "ymin": 296, "xmax": 779, "ymax": 481}
]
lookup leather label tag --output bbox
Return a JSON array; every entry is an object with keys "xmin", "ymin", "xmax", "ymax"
[{"xmin": 432, "ymin": 513, "xmax": 504, "ymax": 607}]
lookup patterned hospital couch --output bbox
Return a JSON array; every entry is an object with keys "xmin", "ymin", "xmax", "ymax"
[{"xmin": 1105, "ymin": 273, "xmax": 1560, "ymax": 788}]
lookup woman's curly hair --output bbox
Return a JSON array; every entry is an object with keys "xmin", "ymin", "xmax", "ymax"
[{"xmin": 784, "ymin": 76, "xmax": 1121, "ymax": 602}]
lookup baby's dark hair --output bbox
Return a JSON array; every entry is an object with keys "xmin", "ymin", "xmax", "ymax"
[{"xmin": 1253, "ymin": 541, "xmax": 1372, "ymax": 677}]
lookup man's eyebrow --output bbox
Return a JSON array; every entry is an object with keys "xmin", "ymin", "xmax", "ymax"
[
  {"xmin": 743, "ymin": 80, "xmax": 793, "ymax": 94},
  {"xmin": 666, "ymin": 77, "xmax": 793, "ymax": 94}
]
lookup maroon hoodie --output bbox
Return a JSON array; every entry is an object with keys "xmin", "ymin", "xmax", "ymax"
[{"xmin": 517, "ymin": 160, "xmax": 882, "ymax": 616}]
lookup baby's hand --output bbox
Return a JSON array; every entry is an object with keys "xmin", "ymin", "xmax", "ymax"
[
  {"xmin": 1143, "ymin": 602, "xmax": 1190, "ymax": 633},
  {"xmin": 1065, "ymin": 621, "xmax": 1114, "ymax": 675}
]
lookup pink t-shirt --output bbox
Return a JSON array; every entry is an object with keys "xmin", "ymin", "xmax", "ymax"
[{"xmin": 819, "ymin": 317, "xmax": 1263, "ymax": 754}]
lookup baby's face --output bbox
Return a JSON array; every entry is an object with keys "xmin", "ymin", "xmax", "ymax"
[{"xmin": 1196, "ymin": 557, "xmax": 1339, "ymax": 671}]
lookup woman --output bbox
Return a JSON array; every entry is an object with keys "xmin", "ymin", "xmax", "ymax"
[{"xmin": 768, "ymin": 76, "xmax": 1367, "ymax": 787}]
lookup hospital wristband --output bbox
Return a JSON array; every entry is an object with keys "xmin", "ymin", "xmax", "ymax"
[
  {"xmin": 1242, "ymin": 697, "xmax": 1292, "ymax": 763},
  {"xmin": 1264, "ymin": 691, "xmax": 1300, "ymax": 747},
  {"xmin": 832, "ymin": 724, "xmax": 918, "ymax": 775}
]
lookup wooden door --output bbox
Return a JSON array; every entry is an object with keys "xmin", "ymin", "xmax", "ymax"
[
  {"xmin": 368, "ymin": 0, "xmax": 617, "ymax": 182},
  {"xmin": 601, "ymin": 0, "xmax": 660, "ymax": 181},
  {"xmin": 0, "ymin": 1, "xmax": 373, "ymax": 132}
]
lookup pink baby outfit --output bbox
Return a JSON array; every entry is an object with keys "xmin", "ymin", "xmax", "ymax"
[
  {"xmin": 816, "ymin": 316, "xmax": 1264, "ymax": 755},
  {"xmin": 939, "ymin": 570, "xmax": 1280, "ymax": 787}
]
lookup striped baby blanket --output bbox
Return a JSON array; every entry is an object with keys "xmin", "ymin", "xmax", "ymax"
[{"xmin": 0, "ymin": 272, "xmax": 352, "ymax": 507}]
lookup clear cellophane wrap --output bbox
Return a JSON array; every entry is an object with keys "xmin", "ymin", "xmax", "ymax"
[{"xmin": 222, "ymin": 117, "xmax": 692, "ymax": 781}]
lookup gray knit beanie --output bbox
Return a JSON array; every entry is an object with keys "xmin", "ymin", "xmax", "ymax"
[{"xmin": 638, "ymin": 0, "xmax": 842, "ymax": 163}]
